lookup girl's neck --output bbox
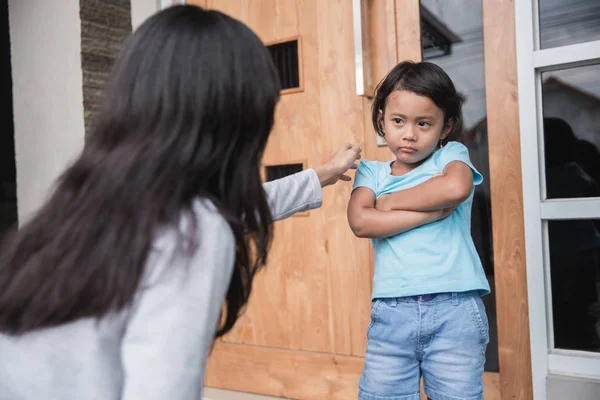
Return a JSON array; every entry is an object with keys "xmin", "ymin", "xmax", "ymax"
[
  {"xmin": 390, "ymin": 152, "xmax": 433, "ymax": 176},
  {"xmin": 390, "ymin": 160, "xmax": 416, "ymax": 176}
]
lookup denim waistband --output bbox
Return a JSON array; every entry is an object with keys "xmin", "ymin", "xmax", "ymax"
[
  {"xmin": 411, "ymin": 294, "xmax": 438, "ymax": 302},
  {"xmin": 379, "ymin": 290, "xmax": 480, "ymax": 306}
]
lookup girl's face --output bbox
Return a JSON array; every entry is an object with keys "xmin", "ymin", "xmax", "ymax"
[{"xmin": 382, "ymin": 90, "xmax": 452, "ymax": 170}]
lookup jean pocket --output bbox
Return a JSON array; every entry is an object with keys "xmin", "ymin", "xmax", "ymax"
[
  {"xmin": 467, "ymin": 296, "xmax": 490, "ymax": 346},
  {"xmin": 366, "ymin": 299, "xmax": 384, "ymax": 339}
]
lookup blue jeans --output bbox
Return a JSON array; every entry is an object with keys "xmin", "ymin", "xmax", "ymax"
[{"xmin": 359, "ymin": 291, "xmax": 489, "ymax": 400}]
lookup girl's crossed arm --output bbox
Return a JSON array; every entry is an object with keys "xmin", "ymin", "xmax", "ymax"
[
  {"xmin": 348, "ymin": 187, "xmax": 448, "ymax": 239},
  {"xmin": 376, "ymin": 161, "xmax": 473, "ymax": 212}
]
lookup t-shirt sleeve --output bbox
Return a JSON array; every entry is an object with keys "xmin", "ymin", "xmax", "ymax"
[
  {"xmin": 438, "ymin": 142, "xmax": 483, "ymax": 186},
  {"xmin": 352, "ymin": 160, "xmax": 378, "ymax": 194}
]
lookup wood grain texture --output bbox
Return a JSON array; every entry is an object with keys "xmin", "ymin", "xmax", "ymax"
[
  {"xmin": 366, "ymin": 0, "xmax": 396, "ymax": 89},
  {"xmin": 186, "ymin": 0, "xmax": 207, "ymax": 8},
  {"xmin": 362, "ymin": 2, "xmax": 392, "ymax": 163},
  {"xmin": 363, "ymin": 0, "xmax": 421, "ymax": 163},
  {"xmin": 212, "ymin": 0, "xmax": 331, "ymax": 353},
  {"xmin": 204, "ymin": 0, "xmax": 248, "ymax": 22},
  {"xmin": 482, "ymin": 0, "xmax": 533, "ymax": 399},
  {"xmin": 206, "ymin": 342, "xmax": 364, "ymax": 399},
  {"xmin": 202, "ymin": 0, "xmax": 372, "ymax": 357},
  {"xmin": 394, "ymin": 0, "xmax": 421, "ymax": 63},
  {"xmin": 315, "ymin": 0, "xmax": 373, "ymax": 357}
]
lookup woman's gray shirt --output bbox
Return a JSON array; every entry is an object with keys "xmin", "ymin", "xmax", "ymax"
[{"xmin": 0, "ymin": 169, "xmax": 323, "ymax": 400}]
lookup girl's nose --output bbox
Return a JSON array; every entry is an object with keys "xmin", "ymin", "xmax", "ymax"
[{"xmin": 403, "ymin": 126, "xmax": 417, "ymax": 141}]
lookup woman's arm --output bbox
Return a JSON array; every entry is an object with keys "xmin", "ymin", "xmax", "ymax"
[
  {"xmin": 263, "ymin": 169, "xmax": 323, "ymax": 221},
  {"xmin": 376, "ymin": 161, "xmax": 473, "ymax": 212},
  {"xmin": 264, "ymin": 144, "xmax": 361, "ymax": 221},
  {"xmin": 348, "ymin": 187, "xmax": 445, "ymax": 239},
  {"xmin": 121, "ymin": 203, "xmax": 235, "ymax": 400}
]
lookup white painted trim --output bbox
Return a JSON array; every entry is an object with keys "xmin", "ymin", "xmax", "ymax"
[
  {"xmin": 131, "ymin": 0, "xmax": 161, "ymax": 30},
  {"xmin": 549, "ymin": 352, "xmax": 600, "ymax": 381},
  {"xmin": 516, "ymin": 0, "xmax": 600, "ymax": 393},
  {"xmin": 352, "ymin": 0, "xmax": 365, "ymax": 96},
  {"xmin": 535, "ymin": 69, "xmax": 548, "ymax": 199},
  {"xmin": 541, "ymin": 220, "xmax": 555, "ymax": 350},
  {"xmin": 514, "ymin": 1, "xmax": 548, "ymax": 399},
  {"xmin": 540, "ymin": 199, "xmax": 600, "ymax": 220},
  {"xmin": 160, "ymin": 0, "xmax": 184, "ymax": 10},
  {"xmin": 533, "ymin": 40, "xmax": 600, "ymax": 70}
]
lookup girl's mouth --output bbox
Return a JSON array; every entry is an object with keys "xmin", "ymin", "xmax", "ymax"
[{"xmin": 399, "ymin": 147, "xmax": 416, "ymax": 153}]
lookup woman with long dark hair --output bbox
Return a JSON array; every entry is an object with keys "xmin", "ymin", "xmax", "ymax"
[{"xmin": 0, "ymin": 5, "xmax": 360, "ymax": 399}]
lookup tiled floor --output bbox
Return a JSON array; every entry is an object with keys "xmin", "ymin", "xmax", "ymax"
[{"xmin": 203, "ymin": 388, "xmax": 285, "ymax": 400}]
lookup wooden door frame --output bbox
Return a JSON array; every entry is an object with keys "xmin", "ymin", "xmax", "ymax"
[{"xmin": 482, "ymin": 0, "xmax": 534, "ymax": 398}]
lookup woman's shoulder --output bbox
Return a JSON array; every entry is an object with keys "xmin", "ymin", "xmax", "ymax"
[
  {"xmin": 191, "ymin": 199, "xmax": 234, "ymax": 236},
  {"xmin": 144, "ymin": 200, "xmax": 235, "ymax": 287},
  {"xmin": 152, "ymin": 200, "xmax": 233, "ymax": 250}
]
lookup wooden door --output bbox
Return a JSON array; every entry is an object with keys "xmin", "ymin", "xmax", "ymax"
[
  {"xmin": 185, "ymin": 1, "xmax": 530, "ymax": 399},
  {"xmin": 188, "ymin": 0, "xmax": 373, "ymax": 398}
]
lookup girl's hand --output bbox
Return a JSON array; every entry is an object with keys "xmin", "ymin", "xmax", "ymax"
[{"xmin": 315, "ymin": 144, "xmax": 362, "ymax": 187}]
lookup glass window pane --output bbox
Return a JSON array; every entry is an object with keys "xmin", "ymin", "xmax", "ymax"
[
  {"xmin": 539, "ymin": 0, "xmax": 600, "ymax": 49},
  {"xmin": 548, "ymin": 219, "xmax": 600, "ymax": 351},
  {"xmin": 542, "ymin": 63, "xmax": 600, "ymax": 200},
  {"xmin": 420, "ymin": 0, "xmax": 498, "ymax": 373}
]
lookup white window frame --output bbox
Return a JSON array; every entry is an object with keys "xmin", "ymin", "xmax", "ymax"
[{"xmin": 515, "ymin": 1, "xmax": 600, "ymax": 399}]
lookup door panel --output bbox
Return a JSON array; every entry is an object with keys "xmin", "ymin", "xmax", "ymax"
[{"xmin": 203, "ymin": 0, "xmax": 372, "ymax": 358}]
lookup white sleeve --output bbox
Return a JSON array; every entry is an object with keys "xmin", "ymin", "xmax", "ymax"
[
  {"xmin": 263, "ymin": 169, "xmax": 323, "ymax": 221},
  {"xmin": 121, "ymin": 204, "xmax": 235, "ymax": 400}
]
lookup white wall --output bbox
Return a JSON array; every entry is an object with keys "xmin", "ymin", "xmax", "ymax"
[
  {"xmin": 9, "ymin": 0, "xmax": 85, "ymax": 222},
  {"xmin": 9, "ymin": 0, "xmax": 161, "ymax": 223},
  {"xmin": 131, "ymin": 0, "xmax": 160, "ymax": 30},
  {"xmin": 548, "ymin": 375, "xmax": 600, "ymax": 400}
]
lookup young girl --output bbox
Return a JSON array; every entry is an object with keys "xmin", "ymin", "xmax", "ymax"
[
  {"xmin": 0, "ymin": 5, "xmax": 360, "ymax": 400},
  {"xmin": 348, "ymin": 61, "xmax": 490, "ymax": 400}
]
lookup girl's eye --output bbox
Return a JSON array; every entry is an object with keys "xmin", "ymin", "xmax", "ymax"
[
  {"xmin": 418, "ymin": 121, "xmax": 431, "ymax": 127},
  {"xmin": 393, "ymin": 118, "xmax": 403, "ymax": 124}
]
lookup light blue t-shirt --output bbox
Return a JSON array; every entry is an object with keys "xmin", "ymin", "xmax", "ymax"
[{"xmin": 353, "ymin": 141, "xmax": 491, "ymax": 299}]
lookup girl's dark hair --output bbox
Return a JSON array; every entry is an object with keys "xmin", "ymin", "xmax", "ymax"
[
  {"xmin": 0, "ymin": 5, "xmax": 279, "ymax": 337},
  {"xmin": 372, "ymin": 61, "xmax": 465, "ymax": 145}
]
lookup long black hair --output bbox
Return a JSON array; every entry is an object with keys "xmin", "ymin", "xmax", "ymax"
[
  {"xmin": 372, "ymin": 61, "xmax": 465, "ymax": 145},
  {"xmin": 0, "ymin": 5, "xmax": 279, "ymax": 337}
]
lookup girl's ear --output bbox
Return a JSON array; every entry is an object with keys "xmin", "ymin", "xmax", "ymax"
[
  {"xmin": 441, "ymin": 118, "xmax": 453, "ymax": 140},
  {"xmin": 378, "ymin": 109, "xmax": 385, "ymax": 136}
]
